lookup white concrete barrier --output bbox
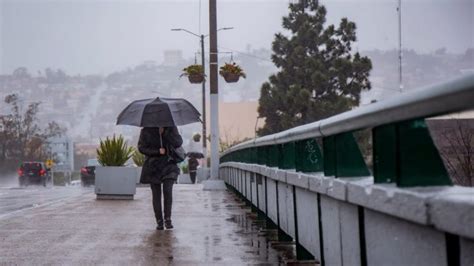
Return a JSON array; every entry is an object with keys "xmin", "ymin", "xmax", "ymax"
[{"xmin": 220, "ymin": 162, "xmax": 474, "ymax": 266}]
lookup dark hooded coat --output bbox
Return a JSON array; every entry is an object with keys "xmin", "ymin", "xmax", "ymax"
[{"xmin": 138, "ymin": 127, "xmax": 183, "ymax": 184}]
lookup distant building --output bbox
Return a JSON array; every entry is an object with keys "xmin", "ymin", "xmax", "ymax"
[
  {"xmin": 210, "ymin": 101, "xmax": 265, "ymax": 145},
  {"xmin": 163, "ymin": 50, "xmax": 184, "ymax": 66},
  {"xmin": 143, "ymin": 60, "xmax": 157, "ymax": 69}
]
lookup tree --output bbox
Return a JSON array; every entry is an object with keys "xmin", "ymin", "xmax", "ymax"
[
  {"xmin": 12, "ymin": 67, "xmax": 31, "ymax": 79},
  {"xmin": 0, "ymin": 94, "xmax": 65, "ymax": 171},
  {"xmin": 429, "ymin": 119, "xmax": 474, "ymax": 187},
  {"xmin": 257, "ymin": 1, "xmax": 372, "ymax": 135}
]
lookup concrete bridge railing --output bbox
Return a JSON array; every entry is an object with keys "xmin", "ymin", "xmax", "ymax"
[{"xmin": 219, "ymin": 75, "xmax": 474, "ymax": 266}]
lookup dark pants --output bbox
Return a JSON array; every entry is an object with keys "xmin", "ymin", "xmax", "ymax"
[
  {"xmin": 150, "ymin": 179, "xmax": 174, "ymax": 223},
  {"xmin": 188, "ymin": 157, "xmax": 199, "ymax": 184},
  {"xmin": 190, "ymin": 171, "xmax": 197, "ymax": 184}
]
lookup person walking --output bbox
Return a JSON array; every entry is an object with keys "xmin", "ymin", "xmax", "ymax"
[
  {"xmin": 138, "ymin": 126, "xmax": 183, "ymax": 230},
  {"xmin": 187, "ymin": 133, "xmax": 203, "ymax": 184}
]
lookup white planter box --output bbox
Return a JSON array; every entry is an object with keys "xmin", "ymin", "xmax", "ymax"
[
  {"xmin": 136, "ymin": 167, "xmax": 143, "ymax": 184},
  {"xmin": 95, "ymin": 166, "xmax": 136, "ymax": 200}
]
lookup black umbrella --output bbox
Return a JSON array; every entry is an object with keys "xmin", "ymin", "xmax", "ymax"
[
  {"xmin": 116, "ymin": 97, "xmax": 201, "ymax": 127},
  {"xmin": 186, "ymin": 152, "xmax": 205, "ymax": 159}
]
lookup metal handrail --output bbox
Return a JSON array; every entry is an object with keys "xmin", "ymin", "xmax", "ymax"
[{"xmin": 221, "ymin": 74, "xmax": 474, "ymax": 157}]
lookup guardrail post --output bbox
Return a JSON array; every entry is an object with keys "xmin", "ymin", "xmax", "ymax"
[
  {"xmin": 336, "ymin": 132, "xmax": 370, "ymax": 177},
  {"xmin": 323, "ymin": 133, "xmax": 370, "ymax": 177},
  {"xmin": 373, "ymin": 119, "xmax": 452, "ymax": 187},
  {"xmin": 373, "ymin": 124, "xmax": 397, "ymax": 183},
  {"xmin": 295, "ymin": 138, "xmax": 323, "ymax": 173},
  {"xmin": 397, "ymin": 119, "xmax": 452, "ymax": 187},
  {"xmin": 323, "ymin": 136, "xmax": 336, "ymax": 176}
]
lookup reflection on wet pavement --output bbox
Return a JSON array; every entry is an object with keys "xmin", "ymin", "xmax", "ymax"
[
  {"xmin": 0, "ymin": 185, "xmax": 318, "ymax": 265},
  {"xmin": 224, "ymin": 193, "xmax": 319, "ymax": 266}
]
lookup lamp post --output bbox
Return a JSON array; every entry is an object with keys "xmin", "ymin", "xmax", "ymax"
[{"xmin": 171, "ymin": 26, "xmax": 233, "ymax": 166}]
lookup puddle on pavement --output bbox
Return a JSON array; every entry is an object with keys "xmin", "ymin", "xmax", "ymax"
[{"xmin": 225, "ymin": 194, "xmax": 319, "ymax": 266}]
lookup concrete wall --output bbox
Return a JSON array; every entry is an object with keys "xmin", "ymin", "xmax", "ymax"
[
  {"xmin": 257, "ymin": 175, "xmax": 266, "ymax": 213},
  {"xmin": 365, "ymin": 209, "xmax": 446, "ymax": 266},
  {"xmin": 220, "ymin": 162, "xmax": 474, "ymax": 266},
  {"xmin": 266, "ymin": 178, "xmax": 278, "ymax": 225},
  {"xmin": 295, "ymin": 187, "xmax": 321, "ymax": 260}
]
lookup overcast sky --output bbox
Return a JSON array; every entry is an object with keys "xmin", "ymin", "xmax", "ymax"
[{"xmin": 0, "ymin": 0, "xmax": 472, "ymax": 75}]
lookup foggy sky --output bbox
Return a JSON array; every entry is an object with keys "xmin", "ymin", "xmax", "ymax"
[{"xmin": 0, "ymin": 0, "xmax": 472, "ymax": 75}]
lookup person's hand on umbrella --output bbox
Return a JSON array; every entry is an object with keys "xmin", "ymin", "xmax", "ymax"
[{"xmin": 160, "ymin": 148, "xmax": 166, "ymax": 155}]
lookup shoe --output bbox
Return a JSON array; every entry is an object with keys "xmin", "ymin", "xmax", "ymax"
[
  {"xmin": 156, "ymin": 220, "xmax": 164, "ymax": 230},
  {"xmin": 165, "ymin": 219, "xmax": 173, "ymax": 229}
]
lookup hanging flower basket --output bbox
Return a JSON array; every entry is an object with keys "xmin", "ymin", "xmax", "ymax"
[
  {"xmin": 219, "ymin": 63, "xmax": 246, "ymax": 83},
  {"xmin": 222, "ymin": 72, "xmax": 241, "ymax": 83},
  {"xmin": 180, "ymin": 64, "xmax": 205, "ymax": 84},
  {"xmin": 188, "ymin": 74, "xmax": 205, "ymax": 84}
]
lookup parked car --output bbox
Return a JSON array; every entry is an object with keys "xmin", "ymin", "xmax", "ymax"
[
  {"xmin": 80, "ymin": 159, "xmax": 99, "ymax": 187},
  {"xmin": 18, "ymin": 162, "xmax": 51, "ymax": 187}
]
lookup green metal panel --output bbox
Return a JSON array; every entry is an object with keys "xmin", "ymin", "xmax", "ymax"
[
  {"xmin": 335, "ymin": 132, "xmax": 371, "ymax": 177},
  {"xmin": 257, "ymin": 146, "xmax": 265, "ymax": 165},
  {"xmin": 323, "ymin": 136, "xmax": 336, "ymax": 176},
  {"xmin": 373, "ymin": 125, "xmax": 397, "ymax": 183},
  {"xmin": 397, "ymin": 119, "xmax": 452, "ymax": 187},
  {"xmin": 277, "ymin": 144, "xmax": 284, "ymax": 168},
  {"xmin": 263, "ymin": 146, "xmax": 270, "ymax": 166},
  {"xmin": 249, "ymin": 147, "xmax": 257, "ymax": 164},
  {"xmin": 281, "ymin": 142, "xmax": 296, "ymax": 169},
  {"xmin": 295, "ymin": 138, "xmax": 323, "ymax": 173},
  {"xmin": 268, "ymin": 145, "xmax": 279, "ymax": 167}
]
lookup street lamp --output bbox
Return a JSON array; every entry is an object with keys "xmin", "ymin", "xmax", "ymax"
[{"xmin": 171, "ymin": 27, "xmax": 233, "ymax": 162}]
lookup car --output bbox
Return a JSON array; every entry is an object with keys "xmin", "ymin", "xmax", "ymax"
[
  {"xmin": 18, "ymin": 162, "xmax": 51, "ymax": 187},
  {"xmin": 80, "ymin": 159, "xmax": 99, "ymax": 187}
]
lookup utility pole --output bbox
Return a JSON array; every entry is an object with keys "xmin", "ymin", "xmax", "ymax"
[
  {"xmin": 203, "ymin": 0, "xmax": 226, "ymax": 190},
  {"xmin": 398, "ymin": 0, "xmax": 403, "ymax": 93},
  {"xmin": 200, "ymin": 34, "xmax": 207, "ymax": 160}
]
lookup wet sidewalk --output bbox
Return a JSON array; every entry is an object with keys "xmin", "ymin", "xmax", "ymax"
[{"xmin": 0, "ymin": 184, "xmax": 305, "ymax": 265}]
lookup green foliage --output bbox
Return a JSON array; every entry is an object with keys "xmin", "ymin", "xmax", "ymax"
[
  {"xmin": 0, "ymin": 93, "xmax": 65, "ymax": 171},
  {"xmin": 192, "ymin": 133, "xmax": 201, "ymax": 142},
  {"xmin": 181, "ymin": 164, "xmax": 189, "ymax": 174},
  {"xmin": 132, "ymin": 149, "xmax": 145, "ymax": 167},
  {"xmin": 180, "ymin": 64, "xmax": 205, "ymax": 77},
  {"xmin": 96, "ymin": 135, "xmax": 134, "ymax": 167},
  {"xmin": 219, "ymin": 63, "xmax": 246, "ymax": 78},
  {"xmin": 257, "ymin": 1, "xmax": 372, "ymax": 136}
]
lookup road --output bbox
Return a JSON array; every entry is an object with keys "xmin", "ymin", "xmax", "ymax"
[{"xmin": 0, "ymin": 186, "xmax": 92, "ymax": 217}]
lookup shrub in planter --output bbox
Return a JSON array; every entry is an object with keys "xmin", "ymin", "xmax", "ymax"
[
  {"xmin": 95, "ymin": 135, "xmax": 136, "ymax": 200},
  {"xmin": 132, "ymin": 149, "xmax": 145, "ymax": 167},
  {"xmin": 219, "ymin": 62, "xmax": 246, "ymax": 83},
  {"xmin": 192, "ymin": 133, "xmax": 201, "ymax": 142},
  {"xmin": 132, "ymin": 149, "xmax": 145, "ymax": 184},
  {"xmin": 97, "ymin": 135, "xmax": 134, "ymax": 166},
  {"xmin": 181, "ymin": 64, "xmax": 205, "ymax": 84},
  {"xmin": 181, "ymin": 164, "xmax": 189, "ymax": 174}
]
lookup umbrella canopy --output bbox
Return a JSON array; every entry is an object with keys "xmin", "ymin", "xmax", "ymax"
[
  {"xmin": 116, "ymin": 97, "xmax": 201, "ymax": 127},
  {"xmin": 186, "ymin": 152, "xmax": 205, "ymax": 159}
]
